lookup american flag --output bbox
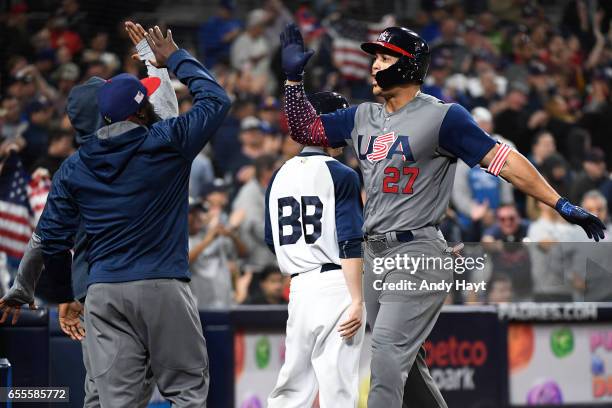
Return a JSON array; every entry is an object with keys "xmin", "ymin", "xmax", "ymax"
[
  {"xmin": 326, "ymin": 16, "xmax": 393, "ymax": 82},
  {"xmin": 0, "ymin": 152, "xmax": 48, "ymax": 267}
]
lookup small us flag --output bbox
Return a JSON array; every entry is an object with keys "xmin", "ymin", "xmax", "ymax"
[{"xmin": 0, "ymin": 152, "xmax": 36, "ymax": 267}]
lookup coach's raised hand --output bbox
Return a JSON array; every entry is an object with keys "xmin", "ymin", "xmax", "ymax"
[
  {"xmin": 280, "ymin": 23, "xmax": 315, "ymax": 82},
  {"xmin": 144, "ymin": 25, "xmax": 179, "ymax": 68}
]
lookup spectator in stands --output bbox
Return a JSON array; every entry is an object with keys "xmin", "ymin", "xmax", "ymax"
[
  {"xmin": 188, "ymin": 198, "xmax": 246, "ymax": 309},
  {"xmin": 493, "ymin": 81, "xmax": 534, "ymax": 154},
  {"xmin": 212, "ymin": 98, "xmax": 256, "ymax": 177},
  {"xmin": 527, "ymin": 200, "xmax": 574, "ymax": 301},
  {"xmin": 569, "ymin": 148, "xmax": 612, "ymax": 214},
  {"xmin": 198, "ymin": 0, "xmax": 242, "ymax": 69},
  {"xmin": 21, "ymin": 97, "xmax": 54, "ymax": 170},
  {"xmin": 452, "ymin": 107, "xmax": 513, "ymax": 231},
  {"xmin": 486, "ymin": 273, "xmax": 513, "ymax": 303},
  {"xmin": 81, "ymin": 32, "xmax": 120, "ymax": 74},
  {"xmin": 231, "ymin": 9, "xmax": 275, "ymax": 94},
  {"xmin": 244, "ymin": 264, "xmax": 287, "ymax": 305},
  {"xmin": 528, "ymin": 130, "xmax": 556, "ymax": 169},
  {"xmin": 482, "ymin": 204, "xmax": 532, "ymax": 300},
  {"xmin": 31, "ymin": 129, "xmax": 74, "ymax": 176},
  {"xmin": 231, "ymin": 154, "xmax": 278, "ymax": 273},
  {"xmin": 231, "ymin": 116, "xmax": 266, "ymax": 185},
  {"xmin": 0, "ymin": 96, "xmax": 27, "ymax": 152},
  {"xmin": 190, "ymin": 149, "xmax": 215, "ymax": 200}
]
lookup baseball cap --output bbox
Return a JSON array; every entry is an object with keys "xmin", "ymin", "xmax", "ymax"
[
  {"xmin": 54, "ymin": 62, "xmax": 80, "ymax": 82},
  {"xmin": 97, "ymin": 73, "xmax": 161, "ymax": 123},
  {"xmin": 241, "ymin": 116, "xmax": 262, "ymax": 131},
  {"xmin": 25, "ymin": 96, "xmax": 52, "ymax": 116},
  {"xmin": 188, "ymin": 197, "xmax": 208, "ymax": 212},
  {"xmin": 259, "ymin": 96, "xmax": 280, "ymax": 111},
  {"xmin": 584, "ymin": 148, "xmax": 606, "ymax": 164},
  {"xmin": 471, "ymin": 107, "xmax": 492, "ymax": 123}
]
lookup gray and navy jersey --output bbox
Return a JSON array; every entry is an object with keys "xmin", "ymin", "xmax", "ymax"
[
  {"xmin": 264, "ymin": 148, "xmax": 363, "ymax": 276},
  {"xmin": 319, "ymin": 92, "xmax": 496, "ymax": 234}
]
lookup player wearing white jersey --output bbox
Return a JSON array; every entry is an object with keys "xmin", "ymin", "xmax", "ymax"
[{"xmin": 265, "ymin": 92, "xmax": 365, "ymax": 408}]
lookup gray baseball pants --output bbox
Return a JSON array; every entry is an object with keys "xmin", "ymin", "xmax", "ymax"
[
  {"xmin": 364, "ymin": 228, "xmax": 451, "ymax": 408},
  {"xmin": 84, "ymin": 278, "xmax": 209, "ymax": 408}
]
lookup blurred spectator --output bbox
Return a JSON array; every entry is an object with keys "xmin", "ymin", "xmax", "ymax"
[
  {"xmin": 482, "ymin": 204, "xmax": 532, "ymax": 300},
  {"xmin": 55, "ymin": 0, "xmax": 89, "ymax": 39},
  {"xmin": 528, "ymin": 130, "xmax": 556, "ymax": 169},
  {"xmin": 493, "ymin": 81, "xmax": 534, "ymax": 153},
  {"xmin": 564, "ymin": 190, "xmax": 612, "ymax": 301},
  {"xmin": 0, "ymin": 96, "xmax": 27, "ymax": 151},
  {"xmin": 188, "ymin": 198, "xmax": 246, "ymax": 309},
  {"xmin": 452, "ymin": 107, "xmax": 513, "ymax": 234},
  {"xmin": 31, "ymin": 129, "xmax": 74, "ymax": 176},
  {"xmin": 262, "ymin": 0, "xmax": 293, "ymax": 50},
  {"xmin": 51, "ymin": 62, "xmax": 81, "ymax": 114},
  {"xmin": 21, "ymin": 97, "xmax": 54, "ymax": 170},
  {"xmin": 190, "ymin": 149, "xmax": 215, "ymax": 200},
  {"xmin": 231, "ymin": 9, "xmax": 276, "ymax": 94},
  {"xmin": 486, "ymin": 273, "xmax": 513, "ymax": 303},
  {"xmin": 539, "ymin": 153, "xmax": 572, "ymax": 199},
  {"xmin": 569, "ymin": 148, "xmax": 612, "ymax": 214},
  {"xmin": 198, "ymin": 0, "xmax": 242, "ymax": 69},
  {"xmin": 431, "ymin": 17, "xmax": 469, "ymax": 72},
  {"xmin": 527, "ymin": 200, "xmax": 574, "ymax": 301},
  {"xmin": 231, "ymin": 154, "xmax": 278, "ymax": 273},
  {"xmin": 81, "ymin": 32, "xmax": 120, "ymax": 74},
  {"xmin": 231, "ymin": 116, "xmax": 266, "ymax": 184},
  {"xmin": 212, "ymin": 98, "xmax": 257, "ymax": 176},
  {"xmin": 244, "ymin": 264, "xmax": 287, "ymax": 305}
]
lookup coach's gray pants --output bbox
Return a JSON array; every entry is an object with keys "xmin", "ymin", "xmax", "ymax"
[
  {"xmin": 82, "ymin": 325, "xmax": 154, "ymax": 408},
  {"xmin": 84, "ymin": 279, "xmax": 208, "ymax": 408},
  {"xmin": 364, "ymin": 231, "xmax": 450, "ymax": 408}
]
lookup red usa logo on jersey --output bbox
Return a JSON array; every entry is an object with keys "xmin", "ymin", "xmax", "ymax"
[{"xmin": 358, "ymin": 132, "xmax": 415, "ymax": 163}]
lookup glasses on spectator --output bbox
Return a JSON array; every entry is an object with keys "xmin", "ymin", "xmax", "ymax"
[{"xmin": 498, "ymin": 216, "xmax": 517, "ymax": 222}]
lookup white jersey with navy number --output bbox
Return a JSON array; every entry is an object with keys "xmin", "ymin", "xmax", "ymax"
[
  {"xmin": 265, "ymin": 147, "xmax": 363, "ymax": 276},
  {"xmin": 320, "ymin": 93, "xmax": 497, "ymax": 234}
]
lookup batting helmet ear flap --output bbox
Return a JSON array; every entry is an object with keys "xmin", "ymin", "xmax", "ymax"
[{"xmin": 375, "ymin": 53, "xmax": 431, "ymax": 89}]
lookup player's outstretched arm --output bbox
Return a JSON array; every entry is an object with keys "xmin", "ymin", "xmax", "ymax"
[
  {"xmin": 281, "ymin": 23, "xmax": 355, "ymax": 148},
  {"xmin": 482, "ymin": 145, "xmax": 606, "ymax": 241}
]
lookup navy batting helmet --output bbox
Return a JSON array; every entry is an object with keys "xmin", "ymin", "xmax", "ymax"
[
  {"xmin": 361, "ymin": 27, "xmax": 430, "ymax": 88},
  {"xmin": 307, "ymin": 91, "xmax": 349, "ymax": 115}
]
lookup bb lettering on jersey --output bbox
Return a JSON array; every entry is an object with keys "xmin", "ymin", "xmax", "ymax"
[{"xmin": 357, "ymin": 132, "xmax": 415, "ymax": 163}]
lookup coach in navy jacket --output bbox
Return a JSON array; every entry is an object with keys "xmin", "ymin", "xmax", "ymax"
[
  {"xmin": 36, "ymin": 35, "xmax": 230, "ymax": 405},
  {"xmin": 38, "ymin": 49, "xmax": 231, "ymax": 294}
]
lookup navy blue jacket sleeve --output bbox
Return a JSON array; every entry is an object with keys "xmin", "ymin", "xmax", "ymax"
[
  {"xmin": 439, "ymin": 104, "xmax": 497, "ymax": 168},
  {"xmin": 150, "ymin": 49, "xmax": 232, "ymax": 161},
  {"xmin": 326, "ymin": 161, "xmax": 364, "ymax": 258},
  {"xmin": 320, "ymin": 106, "xmax": 358, "ymax": 148},
  {"xmin": 37, "ymin": 159, "xmax": 79, "ymax": 302},
  {"xmin": 264, "ymin": 169, "xmax": 280, "ymax": 254}
]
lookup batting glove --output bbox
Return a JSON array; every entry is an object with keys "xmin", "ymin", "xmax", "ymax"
[
  {"xmin": 280, "ymin": 23, "xmax": 315, "ymax": 81},
  {"xmin": 555, "ymin": 197, "xmax": 606, "ymax": 241}
]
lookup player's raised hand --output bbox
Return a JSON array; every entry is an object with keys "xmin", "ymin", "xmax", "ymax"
[
  {"xmin": 59, "ymin": 301, "xmax": 85, "ymax": 341},
  {"xmin": 144, "ymin": 25, "xmax": 179, "ymax": 68},
  {"xmin": 555, "ymin": 197, "xmax": 606, "ymax": 241},
  {"xmin": 280, "ymin": 23, "xmax": 315, "ymax": 81},
  {"xmin": 338, "ymin": 301, "xmax": 363, "ymax": 339}
]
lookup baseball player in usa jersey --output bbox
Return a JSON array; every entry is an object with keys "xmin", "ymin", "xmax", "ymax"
[
  {"xmin": 265, "ymin": 92, "xmax": 366, "ymax": 408},
  {"xmin": 280, "ymin": 23, "xmax": 605, "ymax": 407}
]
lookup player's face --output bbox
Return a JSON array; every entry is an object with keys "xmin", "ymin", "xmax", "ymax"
[{"xmin": 371, "ymin": 52, "xmax": 399, "ymax": 96}]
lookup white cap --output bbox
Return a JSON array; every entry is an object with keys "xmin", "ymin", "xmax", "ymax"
[
  {"xmin": 241, "ymin": 116, "xmax": 261, "ymax": 131},
  {"xmin": 247, "ymin": 9, "xmax": 268, "ymax": 28},
  {"xmin": 471, "ymin": 106, "xmax": 492, "ymax": 123}
]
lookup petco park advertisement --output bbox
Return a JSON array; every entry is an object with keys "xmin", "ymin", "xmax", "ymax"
[{"xmin": 509, "ymin": 323, "xmax": 612, "ymax": 405}]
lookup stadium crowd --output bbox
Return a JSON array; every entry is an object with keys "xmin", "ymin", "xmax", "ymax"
[{"xmin": 1, "ymin": 0, "xmax": 612, "ymax": 307}]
